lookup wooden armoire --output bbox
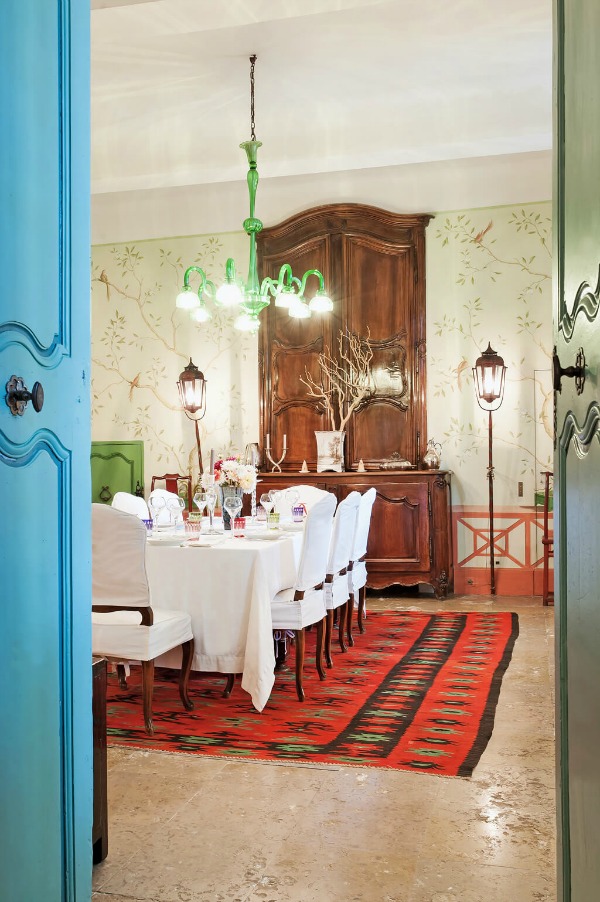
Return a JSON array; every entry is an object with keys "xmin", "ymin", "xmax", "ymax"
[{"xmin": 257, "ymin": 203, "xmax": 453, "ymax": 597}]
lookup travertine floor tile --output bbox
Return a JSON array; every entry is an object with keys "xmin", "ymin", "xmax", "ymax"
[{"xmin": 95, "ymin": 595, "xmax": 556, "ymax": 902}]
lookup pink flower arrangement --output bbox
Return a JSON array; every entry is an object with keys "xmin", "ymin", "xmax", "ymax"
[{"xmin": 201, "ymin": 456, "xmax": 257, "ymax": 493}]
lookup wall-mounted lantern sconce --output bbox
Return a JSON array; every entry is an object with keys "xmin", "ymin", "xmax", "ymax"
[
  {"xmin": 473, "ymin": 343, "xmax": 507, "ymax": 596},
  {"xmin": 5, "ymin": 375, "xmax": 44, "ymax": 417},
  {"xmin": 177, "ymin": 359, "xmax": 207, "ymax": 474}
]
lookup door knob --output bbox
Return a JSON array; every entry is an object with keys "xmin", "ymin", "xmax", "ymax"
[
  {"xmin": 5, "ymin": 375, "xmax": 44, "ymax": 416},
  {"xmin": 552, "ymin": 346, "xmax": 585, "ymax": 394}
]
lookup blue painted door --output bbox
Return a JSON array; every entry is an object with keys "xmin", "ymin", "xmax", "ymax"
[
  {"xmin": 0, "ymin": 2, "xmax": 92, "ymax": 899},
  {"xmin": 555, "ymin": 0, "xmax": 600, "ymax": 898}
]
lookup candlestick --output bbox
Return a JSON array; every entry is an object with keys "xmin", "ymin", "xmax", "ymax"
[
  {"xmin": 265, "ymin": 439, "xmax": 287, "ymax": 473},
  {"xmin": 209, "ymin": 448, "xmax": 215, "ymax": 473}
]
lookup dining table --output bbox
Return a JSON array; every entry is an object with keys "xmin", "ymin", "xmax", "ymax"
[{"xmin": 144, "ymin": 523, "xmax": 303, "ymax": 711}]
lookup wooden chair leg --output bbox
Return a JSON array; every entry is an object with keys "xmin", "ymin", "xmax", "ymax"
[
  {"xmin": 357, "ymin": 586, "xmax": 366, "ymax": 634},
  {"xmin": 116, "ymin": 663, "xmax": 128, "ymax": 689},
  {"xmin": 338, "ymin": 604, "xmax": 348, "ymax": 653},
  {"xmin": 325, "ymin": 609, "xmax": 334, "ymax": 668},
  {"xmin": 316, "ymin": 617, "xmax": 326, "ymax": 682},
  {"xmin": 179, "ymin": 638, "xmax": 194, "ymax": 711},
  {"xmin": 346, "ymin": 598, "xmax": 354, "ymax": 647},
  {"xmin": 223, "ymin": 674, "xmax": 235, "ymax": 698},
  {"xmin": 294, "ymin": 628, "xmax": 306, "ymax": 701},
  {"xmin": 141, "ymin": 659, "xmax": 155, "ymax": 735}
]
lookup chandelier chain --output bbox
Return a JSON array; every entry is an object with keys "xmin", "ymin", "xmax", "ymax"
[{"xmin": 249, "ymin": 54, "xmax": 257, "ymax": 141}]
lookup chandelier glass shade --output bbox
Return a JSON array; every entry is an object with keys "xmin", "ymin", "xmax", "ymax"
[{"xmin": 175, "ymin": 56, "xmax": 332, "ymax": 333}]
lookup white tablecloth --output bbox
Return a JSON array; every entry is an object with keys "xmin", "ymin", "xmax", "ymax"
[{"xmin": 144, "ymin": 531, "xmax": 302, "ymax": 711}]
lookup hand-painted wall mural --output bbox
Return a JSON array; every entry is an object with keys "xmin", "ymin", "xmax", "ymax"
[
  {"xmin": 91, "ymin": 200, "xmax": 552, "ymax": 594},
  {"xmin": 91, "ymin": 232, "xmax": 257, "ymax": 489},
  {"xmin": 426, "ymin": 202, "xmax": 552, "ymax": 593}
]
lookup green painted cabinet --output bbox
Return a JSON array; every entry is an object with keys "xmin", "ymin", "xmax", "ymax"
[{"xmin": 91, "ymin": 440, "xmax": 145, "ymax": 504}]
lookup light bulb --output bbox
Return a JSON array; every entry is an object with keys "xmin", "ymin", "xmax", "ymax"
[
  {"xmin": 234, "ymin": 313, "xmax": 260, "ymax": 332},
  {"xmin": 275, "ymin": 287, "xmax": 293, "ymax": 308},
  {"xmin": 288, "ymin": 299, "xmax": 311, "ymax": 319},
  {"xmin": 176, "ymin": 288, "xmax": 200, "ymax": 310},
  {"xmin": 309, "ymin": 291, "xmax": 333, "ymax": 313},
  {"xmin": 216, "ymin": 282, "xmax": 243, "ymax": 307},
  {"xmin": 191, "ymin": 304, "xmax": 211, "ymax": 323}
]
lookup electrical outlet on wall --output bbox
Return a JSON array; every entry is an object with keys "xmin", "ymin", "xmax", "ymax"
[{"xmin": 518, "ymin": 481, "xmax": 524, "ymax": 497}]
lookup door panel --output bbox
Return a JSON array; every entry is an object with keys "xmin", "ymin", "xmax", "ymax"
[
  {"xmin": 91, "ymin": 439, "xmax": 145, "ymax": 503},
  {"xmin": 0, "ymin": 2, "xmax": 91, "ymax": 899},
  {"xmin": 555, "ymin": 1, "xmax": 600, "ymax": 898}
]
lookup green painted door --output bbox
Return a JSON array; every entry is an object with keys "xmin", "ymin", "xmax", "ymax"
[
  {"xmin": 554, "ymin": 1, "xmax": 600, "ymax": 898},
  {"xmin": 0, "ymin": 2, "xmax": 92, "ymax": 898},
  {"xmin": 91, "ymin": 439, "xmax": 145, "ymax": 503}
]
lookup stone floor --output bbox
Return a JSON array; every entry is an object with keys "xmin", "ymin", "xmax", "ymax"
[{"xmin": 92, "ymin": 594, "xmax": 556, "ymax": 902}]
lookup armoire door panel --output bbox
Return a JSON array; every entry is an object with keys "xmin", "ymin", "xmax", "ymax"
[
  {"xmin": 351, "ymin": 401, "xmax": 413, "ymax": 466},
  {"xmin": 368, "ymin": 482, "xmax": 430, "ymax": 570},
  {"xmin": 343, "ymin": 236, "xmax": 416, "ymax": 339}
]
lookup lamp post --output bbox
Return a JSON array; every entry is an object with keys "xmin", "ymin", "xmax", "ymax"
[
  {"xmin": 473, "ymin": 343, "xmax": 507, "ymax": 596},
  {"xmin": 177, "ymin": 359, "xmax": 207, "ymax": 474}
]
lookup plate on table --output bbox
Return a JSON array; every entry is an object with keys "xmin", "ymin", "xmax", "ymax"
[
  {"xmin": 243, "ymin": 530, "xmax": 283, "ymax": 541},
  {"xmin": 186, "ymin": 536, "xmax": 226, "ymax": 548},
  {"xmin": 279, "ymin": 521, "xmax": 304, "ymax": 532},
  {"xmin": 147, "ymin": 534, "xmax": 185, "ymax": 547}
]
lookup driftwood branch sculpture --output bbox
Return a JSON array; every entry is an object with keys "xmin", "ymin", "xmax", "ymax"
[{"xmin": 300, "ymin": 328, "xmax": 373, "ymax": 431}]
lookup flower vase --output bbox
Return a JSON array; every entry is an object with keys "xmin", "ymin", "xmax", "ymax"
[
  {"xmin": 219, "ymin": 485, "xmax": 244, "ymax": 530},
  {"xmin": 315, "ymin": 431, "xmax": 346, "ymax": 473}
]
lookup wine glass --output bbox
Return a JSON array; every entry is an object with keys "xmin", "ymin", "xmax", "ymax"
[
  {"xmin": 284, "ymin": 488, "xmax": 299, "ymax": 520},
  {"xmin": 223, "ymin": 494, "xmax": 243, "ymax": 530},
  {"xmin": 148, "ymin": 494, "xmax": 167, "ymax": 529},
  {"xmin": 260, "ymin": 492, "xmax": 274, "ymax": 517},
  {"xmin": 204, "ymin": 486, "xmax": 220, "ymax": 534},
  {"xmin": 167, "ymin": 495, "xmax": 185, "ymax": 526},
  {"xmin": 193, "ymin": 491, "xmax": 208, "ymax": 517}
]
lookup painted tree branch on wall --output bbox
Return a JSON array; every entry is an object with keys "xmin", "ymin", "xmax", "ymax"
[{"xmin": 428, "ymin": 204, "xmax": 553, "ymax": 504}]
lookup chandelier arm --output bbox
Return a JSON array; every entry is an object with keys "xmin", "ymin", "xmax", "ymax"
[
  {"xmin": 183, "ymin": 265, "xmax": 207, "ymax": 292},
  {"xmin": 298, "ymin": 268, "xmax": 326, "ymax": 297}
]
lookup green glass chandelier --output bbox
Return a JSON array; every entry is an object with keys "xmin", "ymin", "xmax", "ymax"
[{"xmin": 175, "ymin": 55, "xmax": 333, "ymax": 333}]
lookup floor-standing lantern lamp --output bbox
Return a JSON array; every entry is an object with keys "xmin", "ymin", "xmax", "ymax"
[
  {"xmin": 473, "ymin": 343, "xmax": 507, "ymax": 596},
  {"xmin": 177, "ymin": 359, "xmax": 207, "ymax": 474}
]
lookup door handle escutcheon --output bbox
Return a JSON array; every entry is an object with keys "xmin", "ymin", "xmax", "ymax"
[
  {"xmin": 5, "ymin": 375, "xmax": 44, "ymax": 416},
  {"xmin": 552, "ymin": 346, "xmax": 586, "ymax": 394}
]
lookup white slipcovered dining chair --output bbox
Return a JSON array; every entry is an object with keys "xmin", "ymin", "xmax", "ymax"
[
  {"xmin": 271, "ymin": 492, "xmax": 336, "ymax": 701},
  {"xmin": 111, "ymin": 490, "xmax": 150, "ymax": 520},
  {"xmin": 92, "ymin": 503, "xmax": 194, "ymax": 734},
  {"xmin": 324, "ymin": 491, "xmax": 361, "ymax": 667},
  {"xmin": 347, "ymin": 487, "xmax": 377, "ymax": 641},
  {"xmin": 273, "ymin": 484, "xmax": 329, "ymax": 520},
  {"xmin": 147, "ymin": 488, "xmax": 185, "ymax": 527}
]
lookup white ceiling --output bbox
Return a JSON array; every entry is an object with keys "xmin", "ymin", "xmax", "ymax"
[{"xmin": 91, "ymin": 0, "xmax": 552, "ymax": 198}]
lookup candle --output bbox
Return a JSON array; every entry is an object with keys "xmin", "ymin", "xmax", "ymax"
[
  {"xmin": 266, "ymin": 433, "xmax": 270, "ymax": 450},
  {"xmin": 209, "ymin": 448, "xmax": 215, "ymax": 472},
  {"xmin": 283, "ymin": 434, "xmax": 287, "ymax": 450}
]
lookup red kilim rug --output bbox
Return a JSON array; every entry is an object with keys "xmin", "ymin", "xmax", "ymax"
[{"xmin": 106, "ymin": 610, "xmax": 519, "ymax": 777}]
